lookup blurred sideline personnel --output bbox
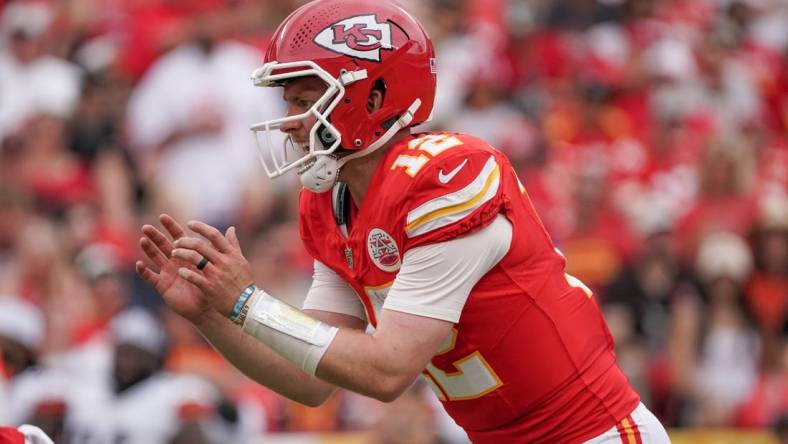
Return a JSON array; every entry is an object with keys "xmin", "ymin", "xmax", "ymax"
[
  {"xmin": 137, "ymin": 0, "xmax": 671, "ymax": 442},
  {"xmin": 63, "ymin": 308, "xmax": 243, "ymax": 444},
  {"xmin": 0, "ymin": 296, "xmax": 67, "ymax": 441}
]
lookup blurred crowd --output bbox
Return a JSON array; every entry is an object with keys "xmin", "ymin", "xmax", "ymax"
[{"xmin": 0, "ymin": 0, "xmax": 785, "ymax": 443}]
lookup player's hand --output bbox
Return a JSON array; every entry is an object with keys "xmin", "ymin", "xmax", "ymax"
[
  {"xmin": 136, "ymin": 214, "xmax": 212, "ymax": 324},
  {"xmin": 170, "ymin": 220, "xmax": 254, "ymax": 318}
]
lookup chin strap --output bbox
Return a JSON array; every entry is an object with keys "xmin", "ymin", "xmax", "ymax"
[
  {"xmin": 299, "ymin": 154, "xmax": 339, "ymax": 193},
  {"xmin": 300, "ymin": 98, "xmax": 422, "ymax": 193},
  {"xmin": 337, "ymin": 98, "xmax": 422, "ymax": 168}
]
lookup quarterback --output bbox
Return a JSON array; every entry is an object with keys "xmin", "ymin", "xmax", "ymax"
[{"xmin": 137, "ymin": 0, "xmax": 671, "ymax": 442}]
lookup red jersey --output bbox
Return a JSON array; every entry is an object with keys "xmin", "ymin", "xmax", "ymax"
[{"xmin": 299, "ymin": 132, "xmax": 639, "ymax": 443}]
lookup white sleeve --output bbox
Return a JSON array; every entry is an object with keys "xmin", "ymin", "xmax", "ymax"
[
  {"xmin": 301, "ymin": 260, "xmax": 367, "ymax": 321},
  {"xmin": 382, "ymin": 214, "xmax": 512, "ymax": 323}
]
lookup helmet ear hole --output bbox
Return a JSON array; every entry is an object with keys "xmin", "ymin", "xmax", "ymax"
[
  {"xmin": 373, "ymin": 78, "xmax": 387, "ymax": 98},
  {"xmin": 367, "ymin": 78, "xmax": 387, "ymax": 113}
]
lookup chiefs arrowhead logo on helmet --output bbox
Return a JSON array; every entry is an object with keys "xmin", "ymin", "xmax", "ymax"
[{"xmin": 314, "ymin": 15, "xmax": 393, "ymax": 62}]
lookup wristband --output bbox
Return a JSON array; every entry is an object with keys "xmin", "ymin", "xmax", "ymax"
[
  {"xmin": 230, "ymin": 284, "xmax": 257, "ymax": 324},
  {"xmin": 234, "ymin": 292, "xmax": 255, "ymax": 327}
]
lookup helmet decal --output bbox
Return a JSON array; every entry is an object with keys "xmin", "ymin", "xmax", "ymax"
[{"xmin": 314, "ymin": 15, "xmax": 393, "ymax": 62}]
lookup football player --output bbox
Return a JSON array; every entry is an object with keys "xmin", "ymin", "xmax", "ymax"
[{"xmin": 137, "ymin": 1, "xmax": 671, "ymax": 442}]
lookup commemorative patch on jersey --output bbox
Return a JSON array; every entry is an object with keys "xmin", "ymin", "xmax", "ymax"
[
  {"xmin": 314, "ymin": 15, "xmax": 393, "ymax": 62},
  {"xmin": 367, "ymin": 228, "xmax": 401, "ymax": 272}
]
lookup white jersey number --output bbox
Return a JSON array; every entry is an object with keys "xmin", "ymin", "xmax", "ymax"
[
  {"xmin": 391, "ymin": 134, "xmax": 464, "ymax": 177},
  {"xmin": 422, "ymin": 328, "xmax": 502, "ymax": 401}
]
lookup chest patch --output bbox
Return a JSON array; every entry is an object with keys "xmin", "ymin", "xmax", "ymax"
[{"xmin": 367, "ymin": 228, "xmax": 401, "ymax": 272}]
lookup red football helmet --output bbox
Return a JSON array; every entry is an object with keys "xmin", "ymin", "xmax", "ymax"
[{"xmin": 250, "ymin": 0, "xmax": 436, "ymax": 192}]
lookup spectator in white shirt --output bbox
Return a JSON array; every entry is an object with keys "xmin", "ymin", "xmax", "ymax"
[{"xmin": 127, "ymin": 9, "xmax": 284, "ymax": 229}]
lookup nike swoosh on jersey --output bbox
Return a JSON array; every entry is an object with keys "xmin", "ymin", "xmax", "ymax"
[
  {"xmin": 438, "ymin": 158, "xmax": 469, "ymax": 184},
  {"xmin": 407, "ymin": 155, "xmax": 500, "ymax": 238}
]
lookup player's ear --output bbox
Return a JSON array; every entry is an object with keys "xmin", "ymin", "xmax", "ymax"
[
  {"xmin": 366, "ymin": 89, "xmax": 384, "ymax": 113},
  {"xmin": 366, "ymin": 78, "xmax": 386, "ymax": 113}
]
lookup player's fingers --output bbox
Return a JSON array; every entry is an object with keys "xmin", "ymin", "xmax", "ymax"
[
  {"xmin": 160, "ymin": 214, "xmax": 187, "ymax": 240},
  {"xmin": 135, "ymin": 261, "xmax": 160, "ymax": 286},
  {"xmin": 187, "ymin": 220, "xmax": 233, "ymax": 253},
  {"xmin": 171, "ymin": 247, "xmax": 212, "ymax": 271},
  {"xmin": 142, "ymin": 225, "xmax": 173, "ymax": 257},
  {"xmin": 171, "ymin": 237, "xmax": 220, "ymax": 263},
  {"xmin": 226, "ymin": 226, "xmax": 241, "ymax": 249},
  {"xmin": 140, "ymin": 236, "xmax": 167, "ymax": 267},
  {"xmin": 177, "ymin": 267, "xmax": 210, "ymax": 291}
]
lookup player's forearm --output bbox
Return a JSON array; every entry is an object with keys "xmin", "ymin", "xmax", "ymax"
[
  {"xmin": 315, "ymin": 328, "xmax": 424, "ymax": 402},
  {"xmin": 195, "ymin": 310, "xmax": 336, "ymax": 406},
  {"xmin": 236, "ymin": 289, "xmax": 447, "ymax": 403}
]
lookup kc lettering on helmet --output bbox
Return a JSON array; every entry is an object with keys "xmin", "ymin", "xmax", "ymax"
[{"xmin": 314, "ymin": 15, "xmax": 393, "ymax": 62}]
